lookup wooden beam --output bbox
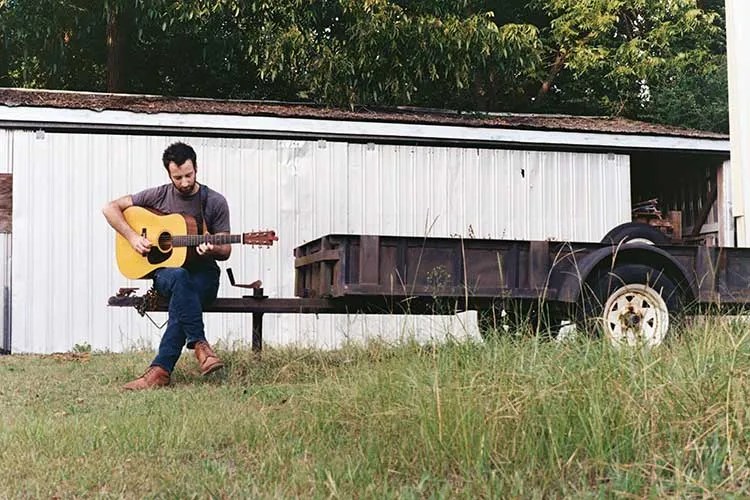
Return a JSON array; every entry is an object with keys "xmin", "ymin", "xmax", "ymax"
[{"xmin": 0, "ymin": 173, "xmax": 11, "ymax": 234}]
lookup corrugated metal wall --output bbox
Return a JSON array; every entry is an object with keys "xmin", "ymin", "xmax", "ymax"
[
  {"xmin": 727, "ymin": 0, "xmax": 750, "ymax": 244},
  {"xmin": 9, "ymin": 131, "xmax": 630, "ymax": 353}
]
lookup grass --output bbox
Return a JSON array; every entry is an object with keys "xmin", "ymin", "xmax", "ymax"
[{"xmin": 2, "ymin": 318, "xmax": 750, "ymax": 498}]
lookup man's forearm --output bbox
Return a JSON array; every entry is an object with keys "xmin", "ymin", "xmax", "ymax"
[
  {"xmin": 211, "ymin": 243, "xmax": 232, "ymax": 261},
  {"xmin": 102, "ymin": 202, "xmax": 138, "ymax": 242}
]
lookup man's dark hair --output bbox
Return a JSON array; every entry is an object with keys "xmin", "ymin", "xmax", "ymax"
[{"xmin": 162, "ymin": 142, "xmax": 197, "ymax": 171}]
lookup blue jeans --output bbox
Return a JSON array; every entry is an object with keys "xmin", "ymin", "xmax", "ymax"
[{"xmin": 150, "ymin": 266, "xmax": 220, "ymax": 373}]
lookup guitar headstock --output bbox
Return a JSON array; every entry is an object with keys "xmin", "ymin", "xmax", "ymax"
[{"xmin": 242, "ymin": 230, "xmax": 278, "ymax": 246}]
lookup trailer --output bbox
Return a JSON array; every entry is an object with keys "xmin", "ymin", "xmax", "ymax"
[{"xmin": 108, "ymin": 221, "xmax": 750, "ymax": 350}]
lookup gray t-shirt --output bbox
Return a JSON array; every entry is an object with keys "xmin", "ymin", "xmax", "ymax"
[{"xmin": 131, "ymin": 183, "xmax": 231, "ymax": 271}]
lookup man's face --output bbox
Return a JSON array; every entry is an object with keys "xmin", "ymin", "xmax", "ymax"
[{"xmin": 168, "ymin": 159, "xmax": 197, "ymax": 195}]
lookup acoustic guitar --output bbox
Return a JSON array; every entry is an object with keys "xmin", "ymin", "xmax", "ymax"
[{"xmin": 116, "ymin": 206, "xmax": 277, "ymax": 279}]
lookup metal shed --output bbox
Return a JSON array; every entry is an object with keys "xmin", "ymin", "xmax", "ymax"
[{"xmin": 0, "ymin": 88, "xmax": 731, "ymax": 353}]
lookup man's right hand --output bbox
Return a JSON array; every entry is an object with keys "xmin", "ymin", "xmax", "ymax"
[{"xmin": 129, "ymin": 235, "xmax": 152, "ymax": 256}]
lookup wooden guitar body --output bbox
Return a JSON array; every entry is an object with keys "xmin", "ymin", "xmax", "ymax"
[{"xmin": 116, "ymin": 208, "xmax": 196, "ymax": 279}]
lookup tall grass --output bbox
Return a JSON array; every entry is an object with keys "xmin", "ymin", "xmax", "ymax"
[{"xmin": 2, "ymin": 318, "xmax": 750, "ymax": 497}]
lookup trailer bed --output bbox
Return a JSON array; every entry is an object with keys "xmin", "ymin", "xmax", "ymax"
[{"xmin": 294, "ymin": 233, "xmax": 750, "ymax": 307}]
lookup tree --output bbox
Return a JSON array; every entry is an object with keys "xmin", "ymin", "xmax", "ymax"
[
  {"xmin": 0, "ymin": 0, "xmax": 729, "ymax": 132},
  {"xmin": 641, "ymin": 55, "xmax": 728, "ymax": 132},
  {"xmin": 264, "ymin": 0, "xmax": 543, "ymax": 109},
  {"xmin": 528, "ymin": 0, "xmax": 727, "ymax": 132}
]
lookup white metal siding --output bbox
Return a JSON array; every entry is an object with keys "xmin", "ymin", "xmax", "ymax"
[
  {"xmin": 727, "ymin": 0, "xmax": 750, "ymax": 242},
  {"xmin": 9, "ymin": 131, "xmax": 630, "ymax": 353}
]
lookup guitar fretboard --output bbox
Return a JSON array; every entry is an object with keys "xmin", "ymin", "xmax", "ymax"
[{"xmin": 171, "ymin": 235, "xmax": 242, "ymax": 247}]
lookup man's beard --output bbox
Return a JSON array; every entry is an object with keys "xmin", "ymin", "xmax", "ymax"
[{"xmin": 176, "ymin": 183, "xmax": 195, "ymax": 195}]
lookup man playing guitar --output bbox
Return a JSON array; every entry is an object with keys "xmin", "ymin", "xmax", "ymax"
[{"xmin": 103, "ymin": 141, "xmax": 230, "ymax": 390}]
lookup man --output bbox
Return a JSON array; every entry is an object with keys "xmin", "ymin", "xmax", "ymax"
[{"xmin": 103, "ymin": 141, "xmax": 231, "ymax": 390}]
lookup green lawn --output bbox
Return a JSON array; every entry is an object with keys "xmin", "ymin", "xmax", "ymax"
[{"xmin": 2, "ymin": 320, "xmax": 750, "ymax": 498}]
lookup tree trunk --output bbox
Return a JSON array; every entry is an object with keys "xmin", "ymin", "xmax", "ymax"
[
  {"xmin": 536, "ymin": 50, "xmax": 566, "ymax": 102},
  {"xmin": 106, "ymin": 8, "xmax": 127, "ymax": 92}
]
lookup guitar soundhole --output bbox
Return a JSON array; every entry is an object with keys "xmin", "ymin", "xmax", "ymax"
[
  {"xmin": 158, "ymin": 232, "xmax": 173, "ymax": 251},
  {"xmin": 147, "ymin": 247, "xmax": 172, "ymax": 265}
]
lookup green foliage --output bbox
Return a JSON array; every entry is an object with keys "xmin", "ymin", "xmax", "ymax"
[
  {"xmin": 531, "ymin": 0, "xmax": 727, "ymax": 131},
  {"xmin": 0, "ymin": 0, "xmax": 728, "ymax": 131},
  {"xmin": 641, "ymin": 54, "xmax": 728, "ymax": 132},
  {"xmin": 279, "ymin": 1, "xmax": 543, "ymax": 108},
  {"xmin": 72, "ymin": 342, "xmax": 92, "ymax": 353}
]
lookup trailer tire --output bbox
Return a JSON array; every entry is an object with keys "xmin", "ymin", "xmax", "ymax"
[
  {"xmin": 601, "ymin": 222, "xmax": 670, "ymax": 246},
  {"xmin": 579, "ymin": 263, "xmax": 684, "ymax": 347}
]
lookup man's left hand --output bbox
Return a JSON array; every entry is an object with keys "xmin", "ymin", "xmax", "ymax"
[{"xmin": 196, "ymin": 242, "xmax": 214, "ymax": 256}]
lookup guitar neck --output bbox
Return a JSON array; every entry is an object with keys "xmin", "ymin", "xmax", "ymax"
[{"xmin": 172, "ymin": 234, "xmax": 242, "ymax": 247}]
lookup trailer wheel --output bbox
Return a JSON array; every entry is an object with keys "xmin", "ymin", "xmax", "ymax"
[
  {"xmin": 601, "ymin": 222, "xmax": 670, "ymax": 246},
  {"xmin": 580, "ymin": 263, "xmax": 683, "ymax": 347}
]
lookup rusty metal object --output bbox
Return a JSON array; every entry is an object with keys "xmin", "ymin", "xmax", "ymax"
[
  {"xmin": 226, "ymin": 268, "xmax": 262, "ymax": 289},
  {"xmin": 292, "ymin": 233, "xmax": 750, "ymax": 309},
  {"xmin": 631, "ymin": 198, "xmax": 682, "ymax": 243},
  {"xmin": 116, "ymin": 287, "xmax": 139, "ymax": 297},
  {"xmin": 135, "ymin": 287, "xmax": 163, "ymax": 317},
  {"xmin": 294, "ymin": 234, "xmax": 558, "ymax": 301}
]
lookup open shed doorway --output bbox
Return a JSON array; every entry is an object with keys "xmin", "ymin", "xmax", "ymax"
[{"xmin": 629, "ymin": 152, "xmax": 731, "ymax": 247}]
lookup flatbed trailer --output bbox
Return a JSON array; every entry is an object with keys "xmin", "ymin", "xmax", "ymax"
[{"xmin": 109, "ymin": 224, "xmax": 750, "ymax": 350}]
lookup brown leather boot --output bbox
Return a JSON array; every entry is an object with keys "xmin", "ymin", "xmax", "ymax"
[
  {"xmin": 194, "ymin": 340, "xmax": 224, "ymax": 376},
  {"xmin": 122, "ymin": 365, "xmax": 170, "ymax": 391}
]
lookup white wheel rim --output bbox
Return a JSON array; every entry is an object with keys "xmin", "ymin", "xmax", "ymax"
[
  {"xmin": 601, "ymin": 284, "xmax": 669, "ymax": 347},
  {"xmin": 624, "ymin": 237, "xmax": 655, "ymax": 245}
]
